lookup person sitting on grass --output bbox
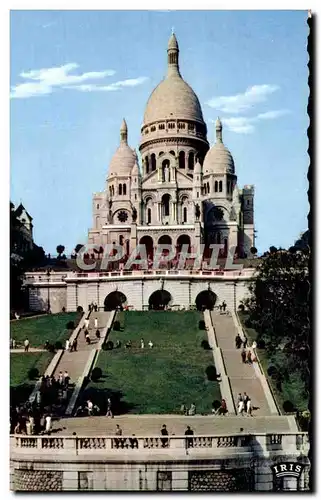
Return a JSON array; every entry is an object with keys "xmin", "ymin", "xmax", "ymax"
[
  {"xmin": 188, "ymin": 403, "xmax": 196, "ymax": 416},
  {"xmin": 115, "ymin": 340, "xmax": 121, "ymax": 348},
  {"xmin": 125, "ymin": 340, "xmax": 132, "ymax": 349},
  {"xmin": 148, "ymin": 340, "xmax": 154, "ymax": 349},
  {"xmin": 216, "ymin": 399, "xmax": 228, "ymax": 415}
]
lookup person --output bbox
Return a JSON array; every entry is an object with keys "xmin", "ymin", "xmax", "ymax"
[
  {"xmin": 237, "ymin": 393, "xmax": 244, "ymax": 415},
  {"xmin": 243, "ymin": 392, "xmax": 249, "ymax": 408},
  {"xmin": 247, "ymin": 349, "xmax": 252, "ymax": 363},
  {"xmin": 114, "ymin": 424, "xmax": 123, "ymax": 448},
  {"xmin": 94, "ymin": 317, "xmax": 98, "ymax": 329},
  {"xmin": 24, "ymin": 338, "xmax": 30, "ymax": 352},
  {"xmin": 140, "ymin": 338, "xmax": 145, "ymax": 349},
  {"xmin": 65, "ymin": 339, "xmax": 70, "ymax": 351},
  {"xmin": 130, "ymin": 434, "xmax": 138, "ymax": 449},
  {"xmin": 188, "ymin": 403, "xmax": 196, "ymax": 416},
  {"xmin": 87, "ymin": 400, "xmax": 93, "ymax": 416},
  {"xmin": 72, "ymin": 338, "xmax": 78, "ymax": 351},
  {"xmin": 84, "ymin": 329, "xmax": 89, "ymax": 339},
  {"xmin": 148, "ymin": 340, "xmax": 153, "ymax": 349},
  {"xmin": 115, "ymin": 340, "xmax": 121, "ymax": 348},
  {"xmin": 241, "ymin": 349, "xmax": 247, "ymax": 363},
  {"xmin": 243, "ymin": 336, "xmax": 248, "ymax": 349},
  {"xmin": 247, "ymin": 397, "xmax": 253, "ymax": 416},
  {"xmin": 235, "ymin": 334, "xmax": 242, "ymax": 349},
  {"xmin": 15, "ymin": 312, "xmax": 20, "ymax": 320},
  {"xmin": 217, "ymin": 399, "xmax": 228, "ymax": 415},
  {"xmin": 185, "ymin": 426, "xmax": 194, "ymax": 448},
  {"xmin": 94, "ymin": 302, "xmax": 98, "ymax": 312},
  {"xmin": 218, "ymin": 304, "xmax": 222, "ymax": 313},
  {"xmin": 45, "ymin": 414, "xmax": 52, "ymax": 434},
  {"xmin": 84, "ymin": 318, "xmax": 89, "ymax": 329},
  {"xmin": 58, "ymin": 371, "xmax": 64, "ymax": 386},
  {"xmin": 180, "ymin": 404, "xmax": 187, "ymax": 416},
  {"xmin": 106, "ymin": 398, "xmax": 113, "ymax": 418},
  {"xmin": 96, "ymin": 329, "xmax": 101, "ymax": 339},
  {"xmin": 86, "ymin": 333, "xmax": 91, "ymax": 345},
  {"xmin": 64, "ymin": 371, "xmax": 70, "ymax": 387},
  {"xmin": 44, "ymin": 340, "xmax": 50, "ymax": 350},
  {"xmin": 29, "ymin": 415, "xmax": 35, "ymax": 435},
  {"xmin": 222, "ymin": 301, "xmax": 227, "ymax": 312},
  {"xmin": 125, "ymin": 340, "xmax": 131, "ymax": 349},
  {"xmin": 160, "ymin": 424, "xmax": 169, "ymax": 448}
]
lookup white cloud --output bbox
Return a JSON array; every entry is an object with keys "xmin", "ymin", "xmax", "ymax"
[
  {"xmin": 221, "ymin": 109, "xmax": 289, "ymax": 134},
  {"xmin": 68, "ymin": 77, "xmax": 149, "ymax": 93},
  {"xmin": 10, "ymin": 64, "xmax": 147, "ymax": 99},
  {"xmin": 206, "ymin": 84, "xmax": 280, "ymax": 114}
]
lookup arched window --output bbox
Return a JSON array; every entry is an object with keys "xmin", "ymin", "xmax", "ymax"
[
  {"xmin": 168, "ymin": 122, "xmax": 175, "ymax": 129},
  {"xmin": 159, "ymin": 151, "xmax": 164, "ymax": 157},
  {"xmin": 123, "ymin": 184, "xmax": 126, "ymax": 195},
  {"xmin": 183, "ymin": 207, "xmax": 187, "ymax": 223},
  {"xmin": 112, "ymin": 185, "xmax": 115, "ymax": 196},
  {"xmin": 227, "ymin": 181, "xmax": 230, "ymax": 194},
  {"xmin": 147, "ymin": 208, "xmax": 151, "ymax": 224},
  {"xmin": 151, "ymin": 153, "xmax": 156, "ymax": 171},
  {"xmin": 215, "ymin": 181, "xmax": 218, "ymax": 193},
  {"xmin": 96, "ymin": 203, "xmax": 100, "ymax": 210},
  {"xmin": 109, "ymin": 186, "xmax": 112, "ymax": 197},
  {"xmin": 207, "ymin": 182, "xmax": 210, "ymax": 194},
  {"xmin": 119, "ymin": 184, "xmax": 122, "ymax": 195},
  {"xmin": 159, "ymin": 124, "xmax": 165, "ymax": 130},
  {"xmin": 179, "ymin": 151, "xmax": 185, "ymax": 169},
  {"xmin": 162, "ymin": 194, "xmax": 170, "ymax": 217},
  {"xmin": 119, "ymin": 235, "xmax": 124, "ymax": 246},
  {"xmin": 188, "ymin": 152, "xmax": 194, "ymax": 170},
  {"xmin": 145, "ymin": 156, "xmax": 149, "ymax": 174},
  {"xmin": 247, "ymin": 199, "xmax": 250, "ymax": 206},
  {"xmin": 219, "ymin": 181, "xmax": 223, "ymax": 192},
  {"xmin": 162, "ymin": 159, "xmax": 170, "ymax": 181},
  {"xmin": 169, "ymin": 150, "xmax": 175, "ymax": 156},
  {"xmin": 151, "ymin": 126, "xmax": 156, "ymax": 132},
  {"xmin": 135, "ymin": 194, "xmax": 137, "ymax": 200}
]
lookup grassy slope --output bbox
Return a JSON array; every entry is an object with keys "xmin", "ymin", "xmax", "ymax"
[
  {"xmin": 85, "ymin": 311, "xmax": 220, "ymax": 414},
  {"xmin": 10, "ymin": 352, "xmax": 54, "ymax": 387},
  {"xmin": 10, "ymin": 313, "xmax": 80, "ymax": 347}
]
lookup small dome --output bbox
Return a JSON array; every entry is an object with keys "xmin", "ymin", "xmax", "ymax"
[
  {"xmin": 108, "ymin": 120, "xmax": 136, "ymax": 177},
  {"xmin": 194, "ymin": 159, "xmax": 202, "ymax": 174},
  {"xmin": 109, "ymin": 144, "xmax": 136, "ymax": 177},
  {"xmin": 203, "ymin": 143, "xmax": 235, "ymax": 175},
  {"xmin": 203, "ymin": 119, "xmax": 235, "ymax": 175}
]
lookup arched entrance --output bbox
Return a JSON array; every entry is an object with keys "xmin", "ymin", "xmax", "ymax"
[
  {"xmin": 149, "ymin": 289, "xmax": 172, "ymax": 310},
  {"xmin": 140, "ymin": 235, "xmax": 154, "ymax": 260},
  {"xmin": 158, "ymin": 235, "xmax": 172, "ymax": 257},
  {"xmin": 104, "ymin": 291, "xmax": 127, "ymax": 311},
  {"xmin": 177, "ymin": 234, "xmax": 191, "ymax": 253},
  {"xmin": 195, "ymin": 290, "xmax": 217, "ymax": 311}
]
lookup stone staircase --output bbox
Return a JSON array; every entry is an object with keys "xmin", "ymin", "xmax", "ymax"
[{"xmin": 210, "ymin": 311, "xmax": 273, "ymax": 416}]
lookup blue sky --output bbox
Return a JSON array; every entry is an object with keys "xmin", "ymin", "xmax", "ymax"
[{"xmin": 10, "ymin": 10, "xmax": 309, "ymax": 254}]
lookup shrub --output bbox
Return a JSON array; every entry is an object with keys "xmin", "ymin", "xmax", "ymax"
[
  {"xmin": 205, "ymin": 365, "xmax": 217, "ymax": 381},
  {"xmin": 55, "ymin": 341, "xmax": 63, "ymax": 350},
  {"xmin": 113, "ymin": 320, "xmax": 121, "ymax": 331},
  {"xmin": 28, "ymin": 368, "xmax": 39, "ymax": 380},
  {"xmin": 62, "ymin": 307, "xmax": 66, "ymax": 313},
  {"xmin": 105, "ymin": 340, "xmax": 114, "ymax": 350},
  {"xmin": 257, "ymin": 339, "xmax": 266, "ymax": 349},
  {"xmin": 267, "ymin": 365, "xmax": 277, "ymax": 377},
  {"xmin": 283, "ymin": 400, "xmax": 295, "ymax": 413},
  {"xmin": 238, "ymin": 304, "xmax": 245, "ymax": 312},
  {"xmin": 101, "ymin": 343, "xmax": 109, "ymax": 351},
  {"xmin": 77, "ymin": 306, "xmax": 83, "ymax": 313},
  {"xmin": 48, "ymin": 343, "xmax": 55, "ymax": 353},
  {"xmin": 66, "ymin": 321, "xmax": 75, "ymax": 330},
  {"xmin": 212, "ymin": 400, "xmax": 221, "ymax": 410},
  {"xmin": 91, "ymin": 367, "xmax": 103, "ymax": 382},
  {"xmin": 198, "ymin": 320, "xmax": 206, "ymax": 330},
  {"xmin": 201, "ymin": 339, "xmax": 211, "ymax": 350}
]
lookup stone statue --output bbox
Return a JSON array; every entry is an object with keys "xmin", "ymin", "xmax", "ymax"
[
  {"xmin": 164, "ymin": 165, "xmax": 170, "ymax": 183},
  {"xmin": 132, "ymin": 207, "xmax": 137, "ymax": 222},
  {"xmin": 109, "ymin": 199, "xmax": 113, "ymax": 209},
  {"xmin": 195, "ymin": 203, "xmax": 200, "ymax": 221},
  {"xmin": 108, "ymin": 209, "xmax": 113, "ymax": 223}
]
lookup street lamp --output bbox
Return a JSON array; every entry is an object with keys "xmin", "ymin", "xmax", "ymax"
[{"xmin": 46, "ymin": 269, "xmax": 51, "ymax": 313}]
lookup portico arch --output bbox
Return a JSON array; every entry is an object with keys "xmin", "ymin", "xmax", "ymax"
[
  {"xmin": 148, "ymin": 289, "xmax": 172, "ymax": 310},
  {"xmin": 195, "ymin": 290, "xmax": 217, "ymax": 311},
  {"xmin": 158, "ymin": 235, "xmax": 172, "ymax": 257},
  {"xmin": 104, "ymin": 291, "xmax": 127, "ymax": 311},
  {"xmin": 177, "ymin": 234, "xmax": 191, "ymax": 253},
  {"xmin": 139, "ymin": 235, "xmax": 154, "ymax": 260}
]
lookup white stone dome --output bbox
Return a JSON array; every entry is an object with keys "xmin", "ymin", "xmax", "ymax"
[
  {"xmin": 143, "ymin": 33, "xmax": 204, "ymax": 125},
  {"xmin": 203, "ymin": 118, "xmax": 235, "ymax": 174},
  {"xmin": 108, "ymin": 119, "xmax": 136, "ymax": 177}
]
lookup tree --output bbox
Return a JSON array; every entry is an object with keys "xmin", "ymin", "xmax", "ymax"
[
  {"xmin": 74, "ymin": 244, "xmax": 84, "ymax": 254},
  {"xmin": 250, "ymin": 247, "xmax": 258, "ymax": 255},
  {"xmin": 56, "ymin": 245, "xmax": 65, "ymax": 259},
  {"xmin": 244, "ymin": 247, "xmax": 310, "ymax": 396}
]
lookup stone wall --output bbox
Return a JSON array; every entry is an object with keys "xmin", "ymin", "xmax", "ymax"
[{"xmin": 14, "ymin": 469, "xmax": 63, "ymax": 491}]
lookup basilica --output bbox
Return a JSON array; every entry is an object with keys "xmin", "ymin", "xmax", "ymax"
[{"xmin": 88, "ymin": 33, "xmax": 255, "ymax": 258}]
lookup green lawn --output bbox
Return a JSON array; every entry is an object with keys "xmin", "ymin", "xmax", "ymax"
[
  {"xmin": 10, "ymin": 312, "xmax": 80, "ymax": 348},
  {"xmin": 238, "ymin": 312, "xmax": 308, "ymax": 412},
  {"xmin": 10, "ymin": 352, "xmax": 54, "ymax": 406},
  {"xmin": 83, "ymin": 311, "xmax": 220, "ymax": 414}
]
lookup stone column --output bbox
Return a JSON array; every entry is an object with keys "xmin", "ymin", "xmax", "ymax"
[{"xmin": 130, "ymin": 224, "xmax": 137, "ymax": 253}]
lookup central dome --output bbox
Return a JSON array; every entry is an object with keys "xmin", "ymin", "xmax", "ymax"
[{"xmin": 143, "ymin": 33, "xmax": 205, "ymax": 125}]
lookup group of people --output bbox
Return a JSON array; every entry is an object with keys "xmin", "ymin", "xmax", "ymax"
[
  {"xmin": 11, "ymin": 406, "xmax": 52, "ymax": 435},
  {"xmin": 88, "ymin": 302, "xmax": 99, "ymax": 312},
  {"xmin": 212, "ymin": 398, "xmax": 228, "ymax": 415},
  {"xmin": 75, "ymin": 397, "xmax": 114, "ymax": 418},
  {"xmin": 180, "ymin": 403, "xmax": 196, "ymax": 416},
  {"xmin": 63, "ymin": 338, "xmax": 78, "ymax": 352},
  {"xmin": 218, "ymin": 301, "xmax": 227, "ymax": 313},
  {"xmin": 235, "ymin": 334, "xmax": 257, "ymax": 364},
  {"xmin": 237, "ymin": 392, "xmax": 253, "ymax": 416},
  {"xmin": 123, "ymin": 339, "xmax": 154, "ymax": 349}
]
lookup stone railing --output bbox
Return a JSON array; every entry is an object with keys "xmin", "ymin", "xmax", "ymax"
[{"xmin": 10, "ymin": 432, "xmax": 309, "ymax": 457}]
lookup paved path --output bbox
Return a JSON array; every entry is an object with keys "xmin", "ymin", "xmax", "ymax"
[
  {"xmin": 52, "ymin": 414, "xmax": 294, "ymax": 436},
  {"xmin": 53, "ymin": 311, "xmax": 111, "ymax": 383},
  {"xmin": 210, "ymin": 311, "xmax": 272, "ymax": 416}
]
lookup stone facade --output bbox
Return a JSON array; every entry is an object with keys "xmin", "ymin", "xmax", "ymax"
[
  {"xmin": 88, "ymin": 34, "xmax": 255, "ymax": 258},
  {"xmin": 13, "ymin": 469, "xmax": 63, "ymax": 491}
]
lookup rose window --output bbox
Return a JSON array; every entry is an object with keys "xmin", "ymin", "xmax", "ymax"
[{"xmin": 117, "ymin": 211, "xmax": 128, "ymax": 223}]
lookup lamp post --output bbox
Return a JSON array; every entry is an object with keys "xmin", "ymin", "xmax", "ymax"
[{"xmin": 46, "ymin": 269, "xmax": 51, "ymax": 313}]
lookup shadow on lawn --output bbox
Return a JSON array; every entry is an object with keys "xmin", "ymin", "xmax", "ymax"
[
  {"xmin": 10, "ymin": 384, "xmax": 34, "ymax": 408},
  {"xmin": 79, "ymin": 384, "xmax": 137, "ymax": 415}
]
